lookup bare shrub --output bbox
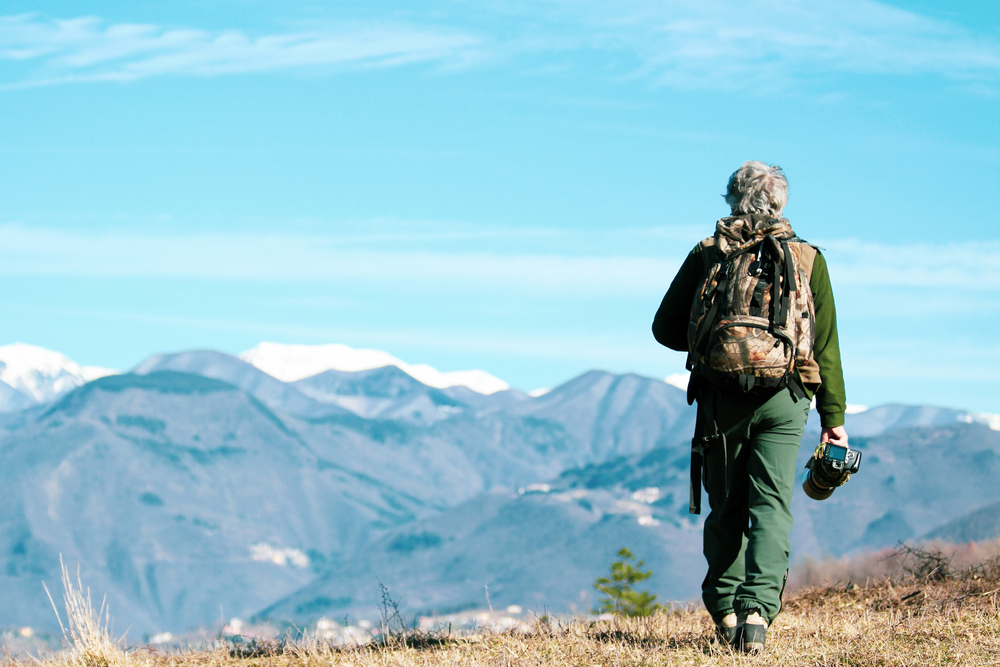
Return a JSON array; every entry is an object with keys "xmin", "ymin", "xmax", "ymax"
[
  {"xmin": 788, "ymin": 538, "xmax": 1000, "ymax": 591},
  {"xmin": 788, "ymin": 546, "xmax": 903, "ymax": 590}
]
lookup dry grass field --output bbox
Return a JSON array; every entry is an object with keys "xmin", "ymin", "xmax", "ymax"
[{"xmin": 24, "ymin": 544, "xmax": 1000, "ymax": 667}]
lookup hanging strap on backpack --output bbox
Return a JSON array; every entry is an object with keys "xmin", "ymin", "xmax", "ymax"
[
  {"xmin": 772, "ymin": 239, "xmax": 797, "ymax": 327},
  {"xmin": 689, "ymin": 267, "xmax": 729, "ymax": 363},
  {"xmin": 689, "ymin": 426, "xmax": 704, "ymax": 515},
  {"xmin": 690, "ymin": 389, "xmax": 727, "ymax": 515}
]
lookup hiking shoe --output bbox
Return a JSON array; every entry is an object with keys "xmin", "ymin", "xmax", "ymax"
[
  {"xmin": 714, "ymin": 612, "xmax": 738, "ymax": 646},
  {"xmin": 737, "ymin": 611, "xmax": 768, "ymax": 653}
]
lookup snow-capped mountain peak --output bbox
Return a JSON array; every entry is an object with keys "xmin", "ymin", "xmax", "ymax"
[
  {"xmin": 239, "ymin": 342, "xmax": 510, "ymax": 395},
  {"xmin": 0, "ymin": 343, "xmax": 118, "ymax": 403}
]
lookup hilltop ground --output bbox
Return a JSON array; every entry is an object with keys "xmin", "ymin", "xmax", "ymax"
[{"xmin": 22, "ymin": 543, "xmax": 1000, "ymax": 667}]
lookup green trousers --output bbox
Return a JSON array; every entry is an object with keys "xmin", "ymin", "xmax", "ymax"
[{"xmin": 699, "ymin": 386, "xmax": 809, "ymax": 623}]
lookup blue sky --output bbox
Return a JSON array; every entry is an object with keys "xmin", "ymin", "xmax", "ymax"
[{"xmin": 0, "ymin": 1, "xmax": 998, "ymax": 412}]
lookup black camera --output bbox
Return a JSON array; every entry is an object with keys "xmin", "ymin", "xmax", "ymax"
[{"xmin": 802, "ymin": 442, "xmax": 861, "ymax": 500}]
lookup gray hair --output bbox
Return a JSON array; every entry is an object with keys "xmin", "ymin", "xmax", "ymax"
[{"xmin": 723, "ymin": 161, "xmax": 788, "ymax": 216}]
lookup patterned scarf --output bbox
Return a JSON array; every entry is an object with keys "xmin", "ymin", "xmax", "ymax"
[{"xmin": 715, "ymin": 214, "xmax": 795, "ymax": 256}]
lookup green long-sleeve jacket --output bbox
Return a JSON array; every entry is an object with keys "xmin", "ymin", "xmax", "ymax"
[{"xmin": 652, "ymin": 242, "xmax": 847, "ymax": 428}]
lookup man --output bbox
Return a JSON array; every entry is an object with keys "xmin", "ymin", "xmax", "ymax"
[{"xmin": 651, "ymin": 161, "xmax": 847, "ymax": 653}]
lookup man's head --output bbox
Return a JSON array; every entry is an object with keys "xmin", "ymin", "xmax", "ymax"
[{"xmin": 723, "ymin": 161, "xmax": 788, "ymax": 217}]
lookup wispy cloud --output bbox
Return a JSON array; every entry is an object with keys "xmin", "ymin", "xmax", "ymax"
[
  {"xmin": 0, "ymin": 223, "xmax": 996, "ymax": 300},
  {"xmin": 0, "ymin": 223, "xmax": 678, "ymax": 297},
  {"xmin": 821, "ymin": 238, "xmax": 1000, "ymax": 291},
  {"xmin": 2, "ymin": 2, "xmax": 998, "ymax": 91},
  {"xmin": 501, "ymin": 0, "xmax": 1000, "ymax": 90},
  {"xmin": 844, "ymin": 339, "xmax": 1000, "ymax": 383},
  {"xmin": 0, "ymin": 13, "xmax": 479, "ymax": 87},
  {"xmin": 3, "ymin": 222, "xmax": 996, "ymax": 402},
  {"xmin": 1, "ymin": 301, "xmax": 663, "ymax": 365}
]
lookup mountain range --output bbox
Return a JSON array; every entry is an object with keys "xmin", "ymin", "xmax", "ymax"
[
  {"xmin": 0, "ymin": 342, "xmax": 510, "ymax": 413},
  {"xmin": 0, "ymin": 343, "xmax": 996, "ymax": 639}
]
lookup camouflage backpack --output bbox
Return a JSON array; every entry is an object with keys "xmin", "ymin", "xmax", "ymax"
[{"xmin": 686, "ymin": 214, "xmax": 821, "ymax": 397}]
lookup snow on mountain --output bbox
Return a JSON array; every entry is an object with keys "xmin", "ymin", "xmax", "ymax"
[
  {"xmin": 239, "ymin": 342, "xmax": 509, "ymax": 395},
  {"xmin": 0, "ymin": 343, "xmax": 118, "ymax": 404},
  {"xmin": 961, "ymin": 411, "xmax": 1000, "ymax": 431},
  {"xmin": 664, "ymin": 372, "xmax": 690, "ymax": 391}
]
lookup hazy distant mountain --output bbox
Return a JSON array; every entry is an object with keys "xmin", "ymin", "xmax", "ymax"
[
  {"xmin": 132, "ymin": 350, "xmax": 348, "ymax": 419},
  {"xmin": 1, "ymin": 341, "xmax": 997, "ymax": 637},
  {"xmin": 240, "ymin": 342, "xmax": 509, "ymax": 394},
  {"xmin": 264, "ymin": 421, "xmax": 1000, "ymax": 624},
  {"xmin": 5, "ymin": 342, "xmax": 995, "ymax": 436},
  {"xmin": 791, "ymin": 423, "xmax": 1000, "ymax": 554},
  {"xmin": 0, "ymin": 365, "xmax": 696, "ymax": 636},
  {"xmin": 287, "ymin": 369, "xmax": 698, "ymax": 501},
  {"xmin": 0, "ymin": 371, "xmax": 434, "ymax": 635},
  {"xmin": 0, "ymin": 378, "xmax": 34, "ymax": 413},
  {"xmin": 293, "ymin": 366, "xmax": 465, "ymax": 424},
  {"xmin": 263, "ymin": 487, "xmax": 705, "ymax": 623},
  {"xmin": 507, "ymin": 371, "xmax": 695, "ymax": 467},
  {"xmin": 923, "ymin": 499, "xmax": 1000, "ymax": 543},
  {"xmin": 261, "ymin": 431, "xmax": 710, "ymax": 623},
  {"xmin": 439, "ymin": 384, "xmax": 532, "ymax": 412},
  {"xmin": 806, "ymin": 403, "xmax": 1000, "ymax": 438}
]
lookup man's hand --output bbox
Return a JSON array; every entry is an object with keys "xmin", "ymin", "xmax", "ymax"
[{"xmin": 821, "ymin": 425, "xmax": 848, "ymax": 447}]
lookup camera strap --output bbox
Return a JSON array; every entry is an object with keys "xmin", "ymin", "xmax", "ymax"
[{"xmin": 690, "ymin": 389, "xmax": 727, "ymax": 515}]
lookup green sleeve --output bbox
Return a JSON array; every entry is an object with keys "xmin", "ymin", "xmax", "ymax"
[
  {"xmin": 810, "ymin": 251, "xmax": 847, "ymax": 428},
  {"xmin": 652, "ymin": 245, "xmax": 704, "ymax": 352}
]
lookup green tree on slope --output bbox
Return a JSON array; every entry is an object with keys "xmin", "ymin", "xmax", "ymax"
[{"xmin": 593, "ymin": 547, "xmax": 661, "ymax": 617}]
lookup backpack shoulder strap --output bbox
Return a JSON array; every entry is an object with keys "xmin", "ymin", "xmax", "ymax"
[
  {"xmin": 796, "ymin": 242, "xmax": 817, "ymax": 281},
  {"xmin": 785, "ymin": 237, "xmax": 817, "ymax": 281},
  {"xmin": 696, "ymin": 237, "xmax": 718, "ymax": 274},
  {"xmin": 789, "ymin": 240, "xmax": 822, "ymax": 387}
]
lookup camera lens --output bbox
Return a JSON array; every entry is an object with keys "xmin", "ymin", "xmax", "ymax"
[{"xmin": 802, "ymin": 469, "xmax": 835, "ymax": 500}]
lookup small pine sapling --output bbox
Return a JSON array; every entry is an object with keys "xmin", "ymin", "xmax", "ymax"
[{"xmin": 593, "ymin": 547, "xmax": 662, "ymax": 617}]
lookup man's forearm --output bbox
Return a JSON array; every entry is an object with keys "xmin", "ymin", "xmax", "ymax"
[{"xmin": 810, "ymin": 252, "xmax": 846, "ymax": 427}]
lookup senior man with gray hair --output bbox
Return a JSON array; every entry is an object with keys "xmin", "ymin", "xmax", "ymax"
[{"xmin": 652, "ymin": 161, "xmax": 847, "ymax": 653}]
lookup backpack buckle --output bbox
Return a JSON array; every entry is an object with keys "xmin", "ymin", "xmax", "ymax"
[{"xmin": 750, "ymin": 244, "xmax": 764, "ymax": 276}]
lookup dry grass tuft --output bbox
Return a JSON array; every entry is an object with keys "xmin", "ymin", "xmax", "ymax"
[{"xmin": 43, "ymin": 558, "xmax": 144, "ymax": 667}]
